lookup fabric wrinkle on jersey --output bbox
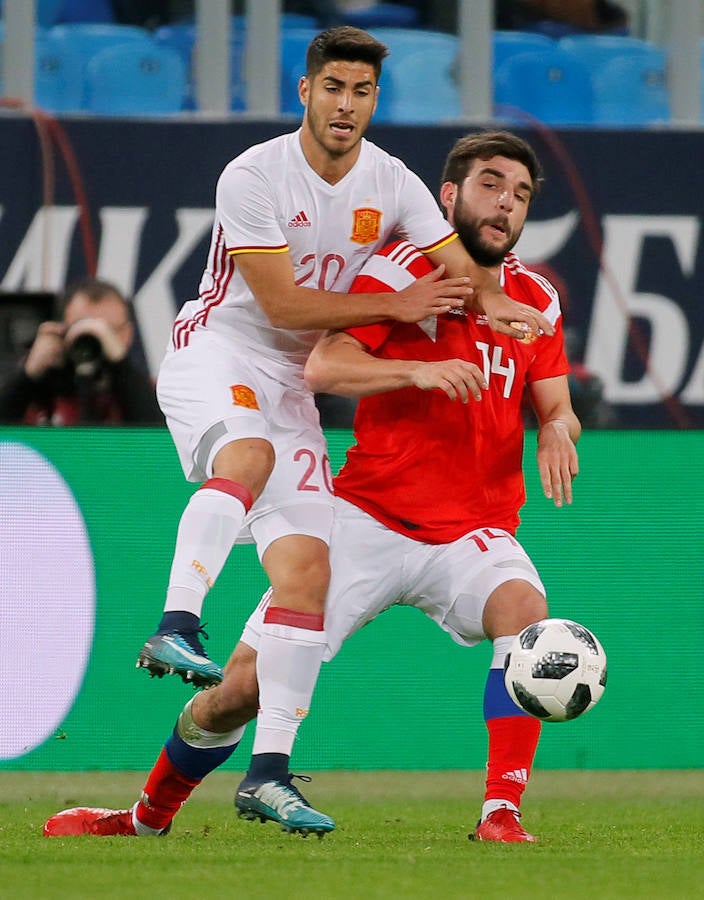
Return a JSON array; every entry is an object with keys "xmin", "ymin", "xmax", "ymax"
[{"xmin": 334, "ymin": 240, "xmax": 570, "ymax": 543}]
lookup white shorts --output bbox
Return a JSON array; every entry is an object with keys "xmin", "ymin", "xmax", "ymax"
[
  {"xmin": 242, "ymin": 497, "xmax": 545, "ymax": 657},
  {"xmin": 157, "ymin": 329, "xmax": 334, "ymax": 557}
]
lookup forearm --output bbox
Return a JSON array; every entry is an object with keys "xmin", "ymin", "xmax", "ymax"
[
  {"xmin": 306, "ymin": 338, "xmax": 417, "ymax": 397},
  {"xmin": 537, "ymin": 409, "xmax": 581, "ymax": 446},
  {"xmin": 265, "ymin": 286, "xmax": 407, "ymax": 330}
]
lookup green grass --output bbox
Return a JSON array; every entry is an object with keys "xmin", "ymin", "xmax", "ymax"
[{"xmin": 1, "ymin": 770, "xmax": 703, "ymax": 899}]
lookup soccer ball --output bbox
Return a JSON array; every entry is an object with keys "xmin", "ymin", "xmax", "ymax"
[{"xmin": 504, "ymin": 618, "xmax": 607, "ymax": 722}]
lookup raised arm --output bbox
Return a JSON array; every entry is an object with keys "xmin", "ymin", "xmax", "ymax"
[
  {"xmin": 236, "ymin": 251, "xmax": 473, "ymax": 330},
  {"xmin": 427, "ymin": 239, "xmax": 555, "ymax": 340},
  {"xmin": 529, "ymin": 375, "xmax": 581, "ymax": 507}
]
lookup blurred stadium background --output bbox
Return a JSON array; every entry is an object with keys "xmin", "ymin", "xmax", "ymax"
[{"xmin": 0, "ymin": 1, "xmax": 702, "ymax": 774}]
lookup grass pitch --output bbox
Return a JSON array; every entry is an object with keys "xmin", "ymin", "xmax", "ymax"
[{"xmin": 1, "ymin": 770, "xmax": 702, "ymax": 900}]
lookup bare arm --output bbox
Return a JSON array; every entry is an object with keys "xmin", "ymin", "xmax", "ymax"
[
  {"xmin": 236, "ymin": 251, "xmax": 473, "ymax": 330},
  {"xmin": 529, "ymin": 375, "xmax": 581, "ymax": 507},
  {"xmin": 305, "ymin": 331, "xmax": 487, "ymax": 403},
  {"xmin": 427, "ymin": 239, "xmax": 555, "ymax": 339}
]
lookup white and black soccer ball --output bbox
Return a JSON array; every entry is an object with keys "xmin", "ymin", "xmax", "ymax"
[{"xmin": 504, "ymin": 618, "xmax": 607, "ymax": 722}]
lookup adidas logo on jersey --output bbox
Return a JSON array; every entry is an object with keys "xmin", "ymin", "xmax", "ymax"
[{"xmin": 288, "ymin": 210, "xmax": 312, "ymax": 228}]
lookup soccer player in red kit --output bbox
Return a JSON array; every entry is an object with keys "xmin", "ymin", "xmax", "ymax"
[
  {"xmin": 43, "ymin": 131, "xmax": 577, "ymax": 844},
  {"xmin": 296, "ymin": 129, "xmax": 581, "ymax": 842}
]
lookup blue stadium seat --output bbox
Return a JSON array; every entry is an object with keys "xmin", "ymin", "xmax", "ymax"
[
  {"xmin": 361, "ymin": 28, "xmax": 460, "ymax": 123},
  {"xmin": 591, "ymin": 53, "xmax": 670, "ymax": 125},
  {"xmin": 339, "ymin": 3, "xmax": 419, "ymax": 29},
  {"xmin": 494, "ymin": 47, "xmax": 595, "ymax": 125},
  {"xmin": 280, "ymin": 27, "xmax": 319, "ymax": 115},
  {"xmin": 558, "ymin": 33, "xmax": 661, "ymax": 70},
  {"xmin": 382, "ymin": 44, "xmax": 460, "ymax": 123},
  {"xmin": 84, "ymin": 43, "xmax": 186, "ymax": 116},
  {"xmin": 492, "ymin": 30, "xmax": 555, "ymax": 70},
  {"xmin": 40, "ymin": 23, "xmax": 154, "ymax": 110},
  {"xmin": 34, "ymin": 31, "xmax": 85, "ymax": 112},
  {"xmin": 47, "ymin": 0, "xmax": 115, "ymax": 24}
]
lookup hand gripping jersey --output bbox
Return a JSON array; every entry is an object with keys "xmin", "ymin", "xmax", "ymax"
[
  {"xmin": 170, "ymin": 131, "xmax": 455, "ymax": 367},
  {"xmin": 334, "ymin": 240, "xmax": 570, "ymax": 542}
]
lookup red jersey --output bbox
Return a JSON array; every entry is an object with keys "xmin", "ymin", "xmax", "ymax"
[{"xmin": 333, "ymin": 240, "xmax": 570, "ymax": 542}]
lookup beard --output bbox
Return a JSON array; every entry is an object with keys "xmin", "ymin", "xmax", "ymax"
[{"xmin": 452, "ymin": 195, "xmax": 520, "ymax": 268}]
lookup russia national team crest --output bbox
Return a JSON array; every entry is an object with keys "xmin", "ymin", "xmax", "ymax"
[{"xmin": 351, "ymin": 207, "xmax": 382, "ymax": 245}]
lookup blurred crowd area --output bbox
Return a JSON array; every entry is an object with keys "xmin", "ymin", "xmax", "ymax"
[{"xmin": 1, "ymin": 1, "xmax": 678, "ymax": 40}]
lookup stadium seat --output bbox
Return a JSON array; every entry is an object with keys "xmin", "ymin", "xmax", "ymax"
[
  {"xmin": 558, "ymin": 33, "xmax": 661, "ymax": 70},
  {"xmin": 280, "ymin": 27, "xmax": 320, "ymax": 114},
  {"xmin": 34, "ymin": 32, "xmax": 85, "ymax": 112},
  {"xmin": 494, "ymin": 47, "xmax": 595, "ymax": 125},
  {"xmin": 382, "ymin": 45, "xmax": 460, "ymax": 123},
  {"xmin": 359, "ymin": 28, "xmax": 460, "ymax": 123},
  {"xmin": 84, "ymin": 43, "xmax": 186, "ymax": 116},
  {"xmin": 591, "ymin": 53, "xmax": 670, "ymax": 125},
  {"xmin": 46, "ymin": 23, "xmax": 154, "ymax": 69},
  {"xmin": 339, "ymin": 3, "xmax": 419, "ymax": 29},
  {"xmin": 492, "ymin": 30, "xmax": 555, "ymax": 71},
  {"xmin": 48, "ymin": 0, "xmax": 115, "ymax": 24}
]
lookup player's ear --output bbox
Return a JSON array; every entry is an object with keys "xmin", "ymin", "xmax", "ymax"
[
  {"xmin": 439, "ymin": 181, "xmax": 457, "ymax": 216},
  {"xmin": 298, "ymin": 75, "xmax": 309, "ymax": 107}
]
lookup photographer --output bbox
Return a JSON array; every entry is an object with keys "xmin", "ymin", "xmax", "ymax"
[{"xmin": 0, "ymin": 278, "xmax": 164, "ymax": 426}]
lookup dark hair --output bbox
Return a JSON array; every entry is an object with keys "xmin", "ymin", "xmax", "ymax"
[
  {"xmin": 306, "ymin": 26, "xmax": 389, "ymax": 82},
  {"xmin": 58, "ymin": 277, "xmax": 131, "ymax": 317},
  {"xmin": 440, "ymin": 130, "xmax": 544, "ymax": 195}
]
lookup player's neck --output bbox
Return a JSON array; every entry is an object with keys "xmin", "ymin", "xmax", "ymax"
[{"xmin": 299, "ymin": 130, "xmax": 361, "ymax": 186}]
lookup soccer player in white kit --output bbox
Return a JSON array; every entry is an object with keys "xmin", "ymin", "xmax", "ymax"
[{"xmin": 45, "ymin": 29, "xmax": 553, "ymax": 838}]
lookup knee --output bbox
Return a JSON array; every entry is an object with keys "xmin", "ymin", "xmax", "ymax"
[
  {"xmin": 264, "ymin": 538, "xmax": 331, "ymax": 611},
  {"xmin": 482, "ymin": 580, "xmax": 548, "ymax": 641}
]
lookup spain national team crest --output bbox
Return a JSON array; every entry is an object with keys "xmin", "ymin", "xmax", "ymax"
[
  {"xmin": 351, "ymin": 207, "xmax": 382, "ymax": 245},
  {"xmin": 230, "ymin": 384, "xmax": 259, "ymax": 410}
]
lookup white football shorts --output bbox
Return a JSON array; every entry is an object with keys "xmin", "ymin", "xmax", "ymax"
[
  {"xmin": 241, "ymin": 497, "xmax": 545, "ymax": 658},
  {"xmin": 157, "ymin": 329, "xmax": 334, "ymax": 557}
]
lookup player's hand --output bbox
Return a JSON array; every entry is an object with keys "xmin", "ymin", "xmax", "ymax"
[
  {"xmin": 65, "ymin": 317, "xmax": 127, "ymax": 363},
  {"xmin": 24, "ymin": 321, "xmax": 67, "ymax": 379},
  {"xmin": 410, "ymin": 358, "xmax": 487, "ymax": 402},
  {"xmin": 480, "ymin": 290, "xmax": 555, "ymax": 341},
  {"xmin": 536, "ymin": 420, "xmax": 579, "ymax": 507},
  {"xmin": 390, "ymin": 265, "xmax": 473, "ymax": 324}
]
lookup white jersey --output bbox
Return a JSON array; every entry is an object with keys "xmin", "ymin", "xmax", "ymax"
[{"xmin": 170, "ymin": 129, "xmax": 456, "ymax": 367}]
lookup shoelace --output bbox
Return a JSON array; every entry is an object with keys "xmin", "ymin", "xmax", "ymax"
[
  {"xmin": 285, "ymin": 773, "xmax": 312, "ymax": 804},
  {"xmin": 178, "ymin": 623, "xmax": 211, "ymax": 654}
]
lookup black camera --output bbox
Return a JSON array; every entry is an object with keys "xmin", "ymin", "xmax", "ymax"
[{"xmin": 67, "ymin": 334, "xmax": 104, "ymax": 380}]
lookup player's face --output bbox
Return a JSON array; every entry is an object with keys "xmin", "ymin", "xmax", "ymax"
[
  {"xmin": 300, "ymin": 60, "xmax": 378, "ymax": 160},
  {"xmin": 446, "ymin": 156, "xmax": 533, "ymax": 268}
]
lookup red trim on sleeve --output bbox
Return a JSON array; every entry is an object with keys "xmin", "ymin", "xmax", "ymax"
[
  {"xmin": 200, "ymin": 477, "xmax": 253, "ymax": 512},
  {"xmin": 263, "ymin": 607, "xmax": 325, "ymax": 631}
]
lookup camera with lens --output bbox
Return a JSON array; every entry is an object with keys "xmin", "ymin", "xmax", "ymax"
[{"xmin": 67, "ymin": 334, "xmax": 104, "ymax": 381}]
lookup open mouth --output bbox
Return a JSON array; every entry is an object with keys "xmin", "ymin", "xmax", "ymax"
[
  {"xmin": 487, "ymin": 220, "xmax": 508, "ymax": 238},
  {"xmin": 330, "ymin": 120, "xmax": 354, "ymax": 136}
]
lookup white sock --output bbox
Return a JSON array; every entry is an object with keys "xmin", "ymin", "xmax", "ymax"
[
  {"xmin": 490, "ymin": 634, "xmax": 516, "ymax": 670},
  {"xmin": 132, "ymin": 802, "xmax": 166, "ymax": 836},
  {"xmin": 253, "ymin": 619, "xmax": 327, "ymax": 756},
  {"xmin": 164, "ymin": 487, "xmax": 247, "ymax": 618},
  {"xmin": 481, "ymin": 799, "xmax": 520, "ymax": 821}
]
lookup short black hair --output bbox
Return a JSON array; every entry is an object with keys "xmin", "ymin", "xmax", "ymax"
[
  {"xmin": 306, "ymin": 26, "xmax": 389, "ymax": 82},
  {"xmin": 441, "ymin": 130, "xmax": 544, "ymax": 196},
  {"xmin": 59, "ymin": 277, "xmax": 131, "ymax": 317}
]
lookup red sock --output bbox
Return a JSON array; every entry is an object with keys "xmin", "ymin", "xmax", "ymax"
[
  {"xmin": 484, "ymin": 716, "xmax": 541, "ymax": 807},
  {"xmin": 135, "ymin": 747, "xmax": 201, "ymax": 830}
]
